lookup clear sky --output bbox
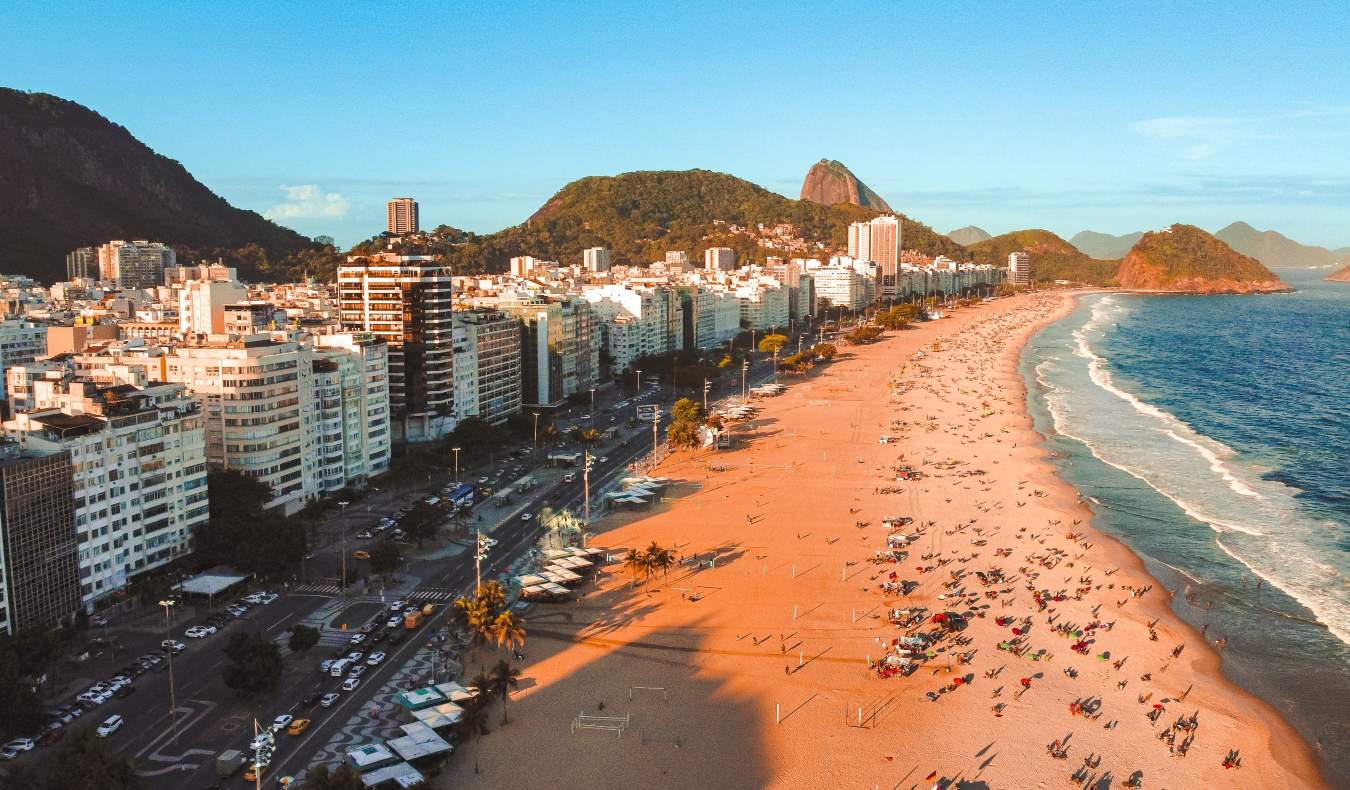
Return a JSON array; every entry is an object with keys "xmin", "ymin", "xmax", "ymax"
[{"xmin": 5, "ymin": 1, "xmax": 1350, "ymax": 249}]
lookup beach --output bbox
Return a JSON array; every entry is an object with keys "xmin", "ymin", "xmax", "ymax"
[{"xmin": 443, "ymin": 292, "xmax": 1325, "ymax": 789}]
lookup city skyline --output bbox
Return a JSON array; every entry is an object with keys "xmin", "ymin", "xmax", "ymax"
[{"xmin": 3, "ymin": 3, "xmax": 1349, "ymax": 249}]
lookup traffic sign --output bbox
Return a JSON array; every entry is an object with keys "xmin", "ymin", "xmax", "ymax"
[{"xmin": 636, "ymin": 404, "xmax": 659, "ymax": 420}]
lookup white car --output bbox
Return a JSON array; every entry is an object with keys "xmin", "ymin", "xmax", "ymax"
[
  {"xmin": 244, "ymin": 593, "xmax": 264, "ymax": 605},
  {"xmin": 348, "ymin": 634, "xmax": 366, "ymax": 646},
  {"xmin": 341, "ymin": 677, "xmax": 360, "ymax": 692},
  {"xmin": 346, "ymin": 652, "xmax": 364, "ymax": 663},
  {"xmin": 77, "ymin": 692, "xmax": 106, "ymax": 706},
  {"xmin": 3, "ymin": 738, "xmax": 34, "ymax": 752},
  {"xmin": 320, "ymin": 693, "xmax": 340, "ymax": 708},
  {"xmin": 271, "ymin": 714, "xmax": 293, "ymax": 732},
  {"xmin": 347, "ymin": 665, "xmax": 366, "ymax": 679},
  {"xmin": 598, "ymin": 456, "xmax": 608, "ymax": 464},
  {"xmin": 161, "ymin": 639, "xmax": 185, "ymax": 652},
  {"xmin": 520, "ymin": 512, "xmax": 532, "ymax": 522},
  {"xmin": 366, "ymin": 652, "xmax": 386, "ymax": 666},
  {"xmin": 388, "ymin": 600, "xmax": 407, "ymax": 613},
  {"xmin": 185, "ymin": 626, "xmax": 210, "ymax": 639},
  {"xmin": 385, "ymin": 616, "xmax": 403, "ymax": 629},
  {"xmin": 320, "ymin": 659, "xmax": 335, "ymax": 673},
  {"xmin": 260, "ymin": 593, "xmax": 278, "ymax": 604},
  {"xmin": 96, "ymin": 715, "xmax": 123, "ymax": 737}
]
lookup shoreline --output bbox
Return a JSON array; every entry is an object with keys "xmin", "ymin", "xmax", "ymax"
[{"xmin": 445, "ymin": 291, "xmax": 1325, "ymax": 789}]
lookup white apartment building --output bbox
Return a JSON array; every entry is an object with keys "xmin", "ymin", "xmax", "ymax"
[
  {"xmin": 665, "ymin": 250, "xmax": 692, "ymax": 272},
  {"xmin": 704, "ymin": 247, "xmax": 737, "ymax": 272},
  {"xmin": 734, "ymin": 279, "xmax": 790, "ymax": 331},
  {"xmin": 848, "ymin": 215, "xmax": 902, "ymax": 299},
  {"xmin": 708, "ymin": 289, "xmax": 744, "ymax": 345},
  {"xmin": 164, "ymin": 264, "xmax": 237, "ymax": 286},
  {"xmin": 337, "ymin": 254, "xmax": 455, "ymax": 442},
  {"xmin": 315, "ymin": 334, "xmax": 392, "ymax": 487},
  {"xmin": 1009, "ymin": 252, "xmax": 1032, "ymax": 285},
  {"xmin": 452, "ymin": 309, "xmax": 523, "ymax": 425},
  {"xmin": 811, "ymin": 266, "xmax": 868, "ymax": 312},
  {"xmin": 582, "ymin": 285, "xmax": 683, "ymax": 372},
  {"xmin": 583, "ymin": 247, "xmax": 611, "ymax": 273},
  {"xmin": 3, "ymin": 377, "xmax": 208, "ymax": 611},
  {"xmin": 179, "ymin": 279, "xmax": 248, "ymax": 336},
  {"xmin": 0, "ymin": 320, "xmax": 48, "ymax": 403},
  {"xmin": 98, "ymin": 240, "xmax": 176, "ymax": 290}
]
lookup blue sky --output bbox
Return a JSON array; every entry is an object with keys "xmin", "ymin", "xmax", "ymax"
[{"xmin": 5, "ymin": 1, "xmax": 1350, "ymax": 250}]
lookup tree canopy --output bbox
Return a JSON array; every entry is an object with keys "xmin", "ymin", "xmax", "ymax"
[
  {"xmin": 222, "ymin": 631, "xmax": 283, "ymax": 695},
  {"xmin": 196, "ymin": 470, "xmax": 305, "ymax": 577}
]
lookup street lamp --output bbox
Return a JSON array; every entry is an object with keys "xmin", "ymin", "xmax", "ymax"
[
  {"xmin": 588, "ymin": 388, "xmax": 596, "ymax": 422},
  {"xmin": 582, "ymin": 451, "xmax": 594, "ymax": 540},
  {"xmin": 702, "ymin": 378, "xmax": 711, "ymax": 413},
  {"xmin": 741, "ymin": 360, "xmax": 749, "ymax": 399},
  {"xmin": 532, "ymin": 412, "xmax": 540, "ymax": 451},
  {"xmin": 474, "ymin": 530, "xmax": 491, "ymax": 595},
  {"xmin": 159, "ymin": 599, "xmax": 179, "ymax": 746},
  {"xmin": 452, "ymin": 447, "xmax": 461, "ymax": 483},
  {"xmin": 338, "ymin": 500, "xmax": 350, "ymax": 594},
  {"xmin": 634, "ymin": 369, "xmax": 642, "ymax": 394}
]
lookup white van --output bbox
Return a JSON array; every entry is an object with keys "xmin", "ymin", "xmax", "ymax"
[{"xmin": 329, "ymin": 658, "xmax": 352, "ymax": 677}]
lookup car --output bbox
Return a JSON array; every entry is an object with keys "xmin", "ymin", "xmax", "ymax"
[
  {"xmin": 0, "ymin": 748, "xmax": 16, "ymax": 761},
  {"xmin": 385, "ymin": 616, "xmax": 403, "ymax": 629},
  {"xmin": 301, "ymin": 691, "xmax": 322, "ymax": 707},
  {"xmin": 388, "ymin": 600, "xmax": 407, "ymax": 613},
  {"xmin": 259, "ymin": 593, "xmax": 278, "ymax": 605},
  {"xmin": 271, "ymin": 714, "xmax": 293, "ymax": 732},
  {"xmin": 49, "ymin": 709, "xmax": 73, "ymax": 724},
  {"xmin": 90, "ymin": 615, "xmax": 109, "ymax": 627},
  {"xmin": 359, "ymin": 621, "xmax": 378, "ymax": 634},
  {"xmin": 366, "ymin": 651, "xmax": 386, "ymax": 666},
  {"xmin": 346, "ymin": 651, "xmax": 364, "ymax": 663},
  {"xmin": 348, "ymin": 633, "xmax": 366, "ymax": 646},
  {"xmin": 161, "ymin": 639, "xmax": 185, "ymax": 653},
  {"xmin": 319, "ymin": 659, "xmax": 335, "ymax": 673},
  {"xmin": 320, "ymin": 693, "xmax": 340, "ymax": 708},
  {"xmin": 402, "ymin": 607, "xmax": 417, "ymax": 617},
  {"xmin": 598, "ymin": 456, "xmax": 608, "ymax": 464},
  {"xmin": 95, "ymin": 715, "xmax": 123, "ymax": 737},
  {"xmin": 287, "ymin": 719, "xmax": 310, "ymax": 736},
  {"xmin": 477, "ymin": 477, "xmax": 489, "ymax": 485},
  {"xmin": 244, "ymin": 764, "xmax": 265, "ymax": 782},
  {"xmin": 4, "ymin": 738, "xmax": 34, "ymax": 752},
  {"xmin": 244, "ymin": 593, "xmax": 264, "ymax": 605},
  {"xmin": 341, "ymin": 677, "xmax": 360, "ymax": 692},
  {"xmin": 352, "ymin": 550, "xmax": 370, "ymax": 560},
  {"xmin": 60, "ymin": 704, "xmax": 84, "ymax": 718},
  {"xmin": 76, "ymin": 692, "xmax": 105, "ymax": 706},
  {"xmin": 369, "ymin": 629, "xmax": 387, "ymax": 644},
  {"xmin": 562, "ymin": 472, "xmax": 576, "ymax": 483},
  {"xmin": 356, "ymin": 531, "xmax": 373, "ymax": 540},
  {"xmin": 346, "ymin": 665, "xmax": 366, "ymax": 679},
  {"xmin": 520, "ymin": 513, "xmax": 533, "ymax": 522},
  {"xmin": 484, "ymin": 537, "xmax": 499, "ymax": 548},
  {"xmin": 185, "ymin": 626, "xmax": 209, "ymax": 638}
]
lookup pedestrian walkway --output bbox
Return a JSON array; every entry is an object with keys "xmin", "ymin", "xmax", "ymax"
[
  {"xmin": 292, "ymin": 582, "xmax": 343, "ymax": 595},
  {"xmin": 408, "ymin": 587, "xmax": 459, "ymax": 602}
]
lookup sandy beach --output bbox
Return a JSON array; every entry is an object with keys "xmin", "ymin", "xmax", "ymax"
[{"xmin": 443, "ymin": 292, "xmax": 1325, "ymax": 789}]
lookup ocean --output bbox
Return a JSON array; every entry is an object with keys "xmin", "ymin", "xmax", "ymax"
[{"xmin": 1021, "ymin": 267, "xmax": 1349, "ymax": 784}]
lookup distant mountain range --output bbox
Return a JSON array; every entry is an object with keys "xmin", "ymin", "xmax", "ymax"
[
  {"xmin": 1069, "ymin": 222, "xmax": 1349, "ymax": 269},
  {"xmin": 1213, "ymin": 221, "xmax": 1350, "ymax": 269},
  {"xmin": 946, "ymin": 226, "xmax": 992, "ymax": 246},
  {"xmin": 1069, "ymin": 230, "xmax": 1144, "ymax": 260},
  {"xmin": 798, "ymin": 159, "xmax": 893, "ymax": 212},
  {"xmin": 0, "ymin": 88, "xmax": 312, "ymax": 282}
]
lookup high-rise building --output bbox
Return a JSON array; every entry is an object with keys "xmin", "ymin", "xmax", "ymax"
[
  {"xmin": 337, "ymin": 254, "xmax": 455, "ymax": 442},
  {"xmin": 314, "ymin": 334, "xmax": 393, "ymax": 490},
  {"xmin": 66, "ymin": 247, "xmax": 97, "ymax": 280},
  {"xmin": 1008, "ymin": 252, "xmax": 1032, "ymax": 286},
  {"xmin": 812, "ymin": 266, "xmax": 868, "ymax": 312},
  {"xmin": 4, "ymin": 379, "xmax": 208, "ymax": 611},
  {"xmin": 452, "ymin": 309, "xmax": 523, "ymax": 425},
  {"xmin": 178, "ymin": 279, "xmax": 249, "ymax": 336},
  {"xmin": 665, "ymin": 251, "xmax": 692, "ymax": 272},
  {"xmin": 0, "ymin": 441, "xmax": 80, "ymax": 635},
  {"xmin": 848, "ymin": 216, "xmax": 901, "ymax": 300},
  {"xmin": 97, "ymin": 240, "xmax": 176, "ymax": 290},
  {"xmin": 704, "ymin": 247, "xmax": 737, "ymax": 272},
  {"xmin": 0, "ymin": 320, "xmax": 48, "ymax": 405},
  {"xmin": 583, "ymin": 247, "xmax": 611, "ymax": 273},
  {"xmin": 387, "ymin": 198, "xmax": 420, "ymax": 235},
  {"xmin": 509, "ymin": 256, "xmax": 538, "ymax": 278}
]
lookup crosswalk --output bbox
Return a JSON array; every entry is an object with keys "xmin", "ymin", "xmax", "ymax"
[
  {"xmin": 288, "ymin": 583, "xmax": 460, "ymax": 601},
  {"xmin": 292, "ymin": 582, "xmax": 343, "ymax": 595}
]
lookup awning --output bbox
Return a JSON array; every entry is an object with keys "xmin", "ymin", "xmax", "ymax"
[{"xmin": 173, "ymin": 570, "xmax": 248, "ymax": 597}]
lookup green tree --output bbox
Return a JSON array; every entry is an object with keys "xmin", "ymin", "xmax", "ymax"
[
  {"xmin": 287, "ymin": 625, "xmax": 320, "ymax": 656},
  {"xmin": 369, "ymin": 541, "xmax": 402, "ymax": 580},
  {"xmin": 196, "ymin": 470, "xmax": 305, "ymax": 577},
  {"xmin": 757, "ymin": 333, "xmax": 788, "ymax": 354},
  {"xmin": 400, "ymin": 501, "xmax": 441, "ymax": 547},
  {"xmin": 490, "ymin": 611, "xmax": 526, "ymax": 655},
  {"xmin": 812, "ymin": 343, "xmax": 837, "ymax": 361},
  {"xmin": 0, "ymin": 634, "xmax": 48, "ymax": 738},
  {"xmin": 40, "ymin": 725, "xmax": 142, "ymax": 790},
  {"xmin": 222, "ymin": 631, "xmax": 283, "ymax": 695},
  {"xmin": 666, "ymin": 419, "xmax": 702, "ymax": 448},
  {"xmin": 489, "ymin": 659, "xmax": 522, "ymax": 724},
  {"xmin": 644, "ymin": 541, "xmax": 675, "ymax": 578},
  {"xmin": 670, "ymin": 397, "xmax": 702, "ymax": 424}
]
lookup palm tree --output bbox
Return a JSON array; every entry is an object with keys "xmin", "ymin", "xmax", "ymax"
[
  {"xmin": 489, "ymin": 659, "xmax": 523, "ymax": 724},
  {"xmin": 644, "ymin": 541, "xmax": 675, "ymax": 579},
  {"xmin": 622, "ymin": 547, "xmax": 649, "ymax": 589},
  {"xmin": 491, "ymin": 610, "xmax": 526, "ymax": 655}
]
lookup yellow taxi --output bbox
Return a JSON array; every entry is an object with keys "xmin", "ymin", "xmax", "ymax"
[
  {"xmin": 287, "ymin": 718, "xmax": 310, "ymax": 736},
  {"xmin": 352, "ymin": 550, "xmax": 370, "ymax": 560}
]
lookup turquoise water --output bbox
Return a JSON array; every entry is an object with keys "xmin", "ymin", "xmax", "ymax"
[{"xmin": 1021, "ymin": 269, "xmax": 1349, "ymax": 784}]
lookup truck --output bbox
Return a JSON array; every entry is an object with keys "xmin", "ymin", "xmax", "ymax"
[
  {"xmin": 404, "ymin": 611, "xmax": 422, "ymax": 630},
  {"xmin": 216, "ymin": 748, "xmax": 244, "ymax": 778}
]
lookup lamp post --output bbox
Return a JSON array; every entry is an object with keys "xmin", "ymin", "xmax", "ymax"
[
  {"xmin": 588, "ymin": 388, "xmax": 596, "ymax": 423},
  {"xmin": 474, "ymin": 530, "xmax": 490, "ymax": 595},
  {"xmin": 159, "ymin": 599, "xmax": 179, "ymax": 746},
  {"xmin": 452, "ymin": 447, "xmax": 461, "ymax": 483},
  {"xmin": 338, "ymin": 500, "xmax": 350, "ymax": 594},
  {"xmin": 634, "ymin": 369, "xmax": 642, "ymax": 394},
  {"xmin": 702, "ymin": 378, "xmax": 711, "ymax": 413},
  {"xmin": 532, "ymin": 412, "xmax": 540, "ymax": 452},
  {"xmin": 582, "ymin": 451, "xmax": 594, "ymax": 540},
  {"xmin": 741, "ymin": 360, "xmax": 749, "ymax": 399}
]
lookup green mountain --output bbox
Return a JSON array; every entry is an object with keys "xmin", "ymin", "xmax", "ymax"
[
  {"xmin": 798, "ymin": 159, "xmax": 894, "ymax": 212},
  {"xmin": 968, "ymin": 229, "xmax": 1120, "ymax": 285},
  {"xmin": 1214, "ymin": 221, "xmax": 1350, "ymax": 269},
  {"xmin": 1069, "ymin": 230, "xmax": 1144, "ymax": 260},
  {"xmin": 408, "ymin": 169, "xmax": 965, "ymax": 273},
  {"xmin": 0, "ymin": 88, "xmax": 314, "ymax": 282},
  {"xmin": 946, "ymin": 225, "xmax": 992, "ymax": 246},
  {"xmin": 1118, "ymin": 224, "xmax": 1288, "ymax": 293}
]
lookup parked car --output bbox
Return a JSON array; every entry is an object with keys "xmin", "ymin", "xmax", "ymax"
[
  {"xmin": 366, "ymin": 652, "xmax": 386, "ymax": 666},
  {"xmin": 259, "ymin": 593, "xmax": 278, "ymax": 605},
  {"xmin": 287, "ymin": 719, "xmax": 310, "ymax": 736},
  {"xmin": 186, "ymin": 626, "xmax": 210, "ymax": 639},
  {"xmin": 346, "ymin": 665, "xmax": 366, "ymax": 680},
  {"xmin": 271, "ymin": 714, "xmax": 293, "ymax": 732},
  {"xmin": 161, "ymin": 639, "xmax": 185, "ymax": 653},
  {"xmin": 319, "ymin": 660, "xmax": 335, "ymax": 673},
  {"xmin": 340, "ymin": 677, "xmax": 360, "ymax": 692},
  {"xmin": 96, "ymin": 715, "xmax": 123, "ymax": 737},
  {"xmin": 348, "ymin": 634, "xmax": 366, "ymax": 646},
  {"xmin": 320, "ymin": 693, "xmax": 340, "ymax": 708},
  {"xmin": 90, "ymin": 615, "xmax": 109, "ymax": 627},
  {"xmin": 3, "ymin": 738, "xmax": 35, "ymax": 752},
  {"xmin": 0, "ymin": 747, "xmax": 16, "ymax": 761}
]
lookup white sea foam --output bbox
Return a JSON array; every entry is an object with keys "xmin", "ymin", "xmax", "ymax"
[{"xmin": 1036, "ymin": 294, "xmax": 1349, "ymax": 648}]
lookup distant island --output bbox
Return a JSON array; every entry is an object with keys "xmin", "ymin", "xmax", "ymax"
[
  {"xmin": 1117, "ymin": 224, "xmax": 1290, "ymax": 294},
  {"xmin": 1327, "ymin": 263, "xmax": 1350, "ymax": 282}
]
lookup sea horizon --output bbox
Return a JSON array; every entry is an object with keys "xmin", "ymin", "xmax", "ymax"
[{"xmin": 1022, "ymin": 269, "xmax": 1350, "ymax": 784}]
